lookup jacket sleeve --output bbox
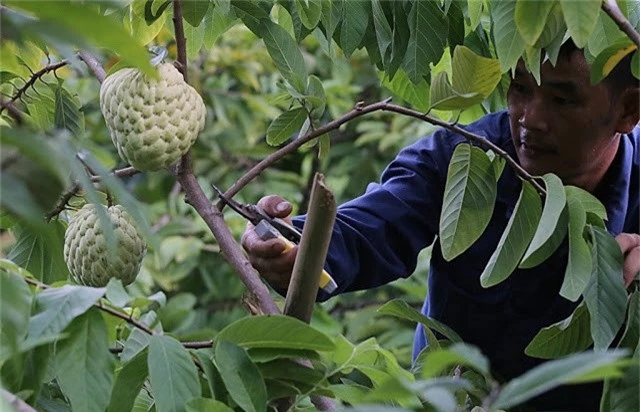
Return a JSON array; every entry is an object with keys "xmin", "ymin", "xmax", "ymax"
[{"xmin": 293, "ymin": 129, "xmax": 457, "ymax": 301}]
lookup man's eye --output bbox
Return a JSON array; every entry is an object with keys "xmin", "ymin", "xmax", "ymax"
[
  {"xmin": 511, "ymin": 82, "xmax": 529, "ymax": 94},
  {"xmin": 553, "ymin": 96, "xmax": 574, "ymax": 106}
]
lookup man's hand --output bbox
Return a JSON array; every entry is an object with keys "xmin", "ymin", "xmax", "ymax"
[
  {"xmin": 616, "ymin": 233, "xmax": 640, "ymax": 287},
  {"xmin": 241, "ymin": 195, "xmax": 297, "ymax": 291}
]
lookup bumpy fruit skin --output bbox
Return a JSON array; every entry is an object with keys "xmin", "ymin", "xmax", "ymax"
[
  {"xmin": 100, "ymin": 63, "xmax": 206, "ymax": 171},
  {"xmin": 64, "ymin": 204, "xmax": 147, "ymax": 287}
]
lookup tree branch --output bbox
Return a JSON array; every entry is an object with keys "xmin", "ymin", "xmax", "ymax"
[
  {"xmin": 21, "ymin": 276, "xmax": 154, "ymax": 335},
  {"xmin": 109, "ymin": 339, "xmax": 214, "ymax": 354},
  {"xmin": 45, "ymin": 166, "xmax": 140, "ymax": 221},
  {"xmin": 172, "ymin": 0, "xmax": 188, "ymax": 82},
  {"xmin": 223, "ymin": 98, "xmax": 546, "ymax": 200},
  {"xmin": 602, "ymin": 0, "xmax": 640, "ymax": 49},
  {"xmin": 0, "ymin": 60, "xmax": 68, "ymax": 115},
  {"xmin": 78, "ymin": 51, "xmax": 106, "ymax": 83},
  {"xmin": 284, "ymin": 174, "xmax": 336, "ymax": 323}
]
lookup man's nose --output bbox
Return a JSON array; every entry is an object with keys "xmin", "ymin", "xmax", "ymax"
[{"xmin": 519, "ymin": 96, "xmax": 550, "ymax": 133}]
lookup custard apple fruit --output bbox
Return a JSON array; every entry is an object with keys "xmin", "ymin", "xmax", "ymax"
[
  {"xmin": 100, "ymin": 63, "xmax": 206, "ymax": 171},
  {"xmin": 64, "ymin": 204, "xmax": 147, "ymax": 287}
]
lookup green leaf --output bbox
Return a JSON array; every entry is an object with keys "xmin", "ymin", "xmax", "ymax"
[
  {"xmin": 560, "ymin": 194, "xmax": 592, "ymax": 301},
  {"xmin": 588, "ymin": 10, "xmax": 627, "ymax": 57},
  {"xmin": 604, "ymin": 291, "xmax": 640, "ymax": 411},
  {"xmin": 266, "ymin": 107, "xmax": 307, "ymax": 146},
  {"xmin": 514, "ymin": 0, "xmax": 556, "ymax": 45},
  {"xmin": 560, "ymin": 0, "xmax": 601, "ymax": 48},
  {"xmin": 439, "ymin": 144, "xmax": 497, "ymax": 261},
  {"xmin": 632, "ymin": 51, "xmax": 639, "ymax": 79},
  {"xmin": 377, "ymin": 299, "xmax": 462, "ymax": 342},
  {"xmin": 107, "ymin": 349, "xmax": 149, "ymax": 412},
  {"xmin": 320, "ymin": 0, "xmax": 342, "ymax": 48},
  {"xmin": 402, "ymin": 0, "xmax": 448, "ymax": 83},
  {"xmin": 480, "ymin": 181, "xmax": 542, "ymax": 288},
  {"xmin": 583, "ymin": 225, "xmax": 627, "ymax": 351},
  {"xmin": 371, "ymin": 0, "xmax": 393, "ymax": 67},
  {"xmin": 491, "ymin": 0, "xmax": 526, "ymax": 72},
  {"xmin": 419, "ymin": 343, "xmax": 490, "ymax": 378},
  {"xmin": 306, "ymin": 75, "xmax": 326, "ymax": 119},
  {"xmin": 260, "ymin": 19, "xmax": 308, "ymax": 94},
  {"xmin": 590, "ymin": 40, "xmax": 637, "ymax": 85},
  {"xmin": 381, "ymin": 69, "xmax": 430, "ymax": 111},
  {"xmin": 214, "ymin": 340, "xmax": 267, "ymax": 412},
  {"xmin": 494, "ymin": 350, "xmax": 630, "ymax": 409},
  {"xmin": 295, "ymin": 0, "xmax": 322, "ymax": 29},
  {"xmin": 145, "ymin": 0, "xmax": 172, "ymax": 24},
  {"xmin": 202, "ymin": 3, "xmax": 236, "ymax": 49},
  {"xmin": 258, "ymin": 358, "xmax": 325, "ymax": 384},
  {"xmin": 52, "ymin": 81, "xmax": 84, "ymax": 137},
  {"xmin": 429, "ymin": 45, "xmax": 501, "ymax": 110},
  {"xmin": 26, "ymin": 285, "xmax": 106, "ymax": 344},
  {"xmin": 0, "ymin": 269, "xmax": 32, "ymax": 362},
  {"xmin": 7, "ymin": 221, "xmax": 70, "ymax": 283},
  {"xmin": 521, "ymin": 174, "xmax": 566, "ymax": 265},
  {"xmin": 186, "ymin": 398, "xmax": 234, "ymax": 412},
  {"xmin": 468, "ymin": 0, "xmax": 483, "ymax": 31},
  {"xmin": 340, "ymin": 0, "xmax": 368, "ymax": 57},
  {"xmin": 182, "ymin": 0, "xmax": 211, "ymax": 27},
  {"xmin": 216, "ymin": 315, "xmax": 335, "ymax": 351},
  {"xmin": 148, "ymin": 335, "xmax": 201, "ymax": 412},
  {"xmin": 565, "ymin": 185, "xmax": 607, "ymax": 219},
  {"xmin": 7, "ymin": 0, "xmax": 155, "ymax": 76},
  {"xmin": 525, "ymin": 302, "xmax": 592, "ymax": 359},
  {"xmin": 55, "ymin": 308, "xmax": 115, "ymax": 412}
]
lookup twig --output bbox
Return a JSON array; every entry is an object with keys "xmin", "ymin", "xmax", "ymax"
[
  {"xmin": 0, "ymin": 60, "xmax": 68, "ymax": 115},
  {"xmin": 21, "ymin": 276, "xmax": 154, "ymax": 335},
  {"xmin": 222, "ymin": 98, "xmax": 546, "ymax": 201},
  {"xmin": 0, "ymin": 98, "xmax": 22, "ymax": 124},
  {"xmin": 45, "ymin": 166, "xmax": 140, "ymax": 221},
  {"xmin": 78, "ymin": 51, "xmax": 106, "ymax": 83},
  {"xmin": 602, "ymin": 0, "xmax": 640, "ymax": 49},
  {"xmin": 109, "ymin": 339, "xmax": 214, "ymax": 354}
]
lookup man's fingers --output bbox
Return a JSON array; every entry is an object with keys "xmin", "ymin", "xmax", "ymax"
[
  {"xmin": 615, "ymin": 233, "xmax": 640, "ymax": 287},
  {"xmin": 257, "ymin": 195, "xmax": 292, "ymax": 219},
  {"xmin": 241, "ymin": 227, "xmax": 287, "ymax": 257},
  {"xmin": 616, "ymin": 233, "xmax": 640, "ymax": 253},
  {"xmin": 622, "ymin": 245, "xmax": 640, "ymax": 287}
]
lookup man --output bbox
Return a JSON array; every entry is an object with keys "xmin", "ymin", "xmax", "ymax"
[{"xmin": 242, "ymin": 42, "xmax": 640, "ymax": 410}]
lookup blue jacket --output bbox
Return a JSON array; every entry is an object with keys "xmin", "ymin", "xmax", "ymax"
[{"xmin": 295, "ymin": 111, "xmax": 640, "ymax": 410}]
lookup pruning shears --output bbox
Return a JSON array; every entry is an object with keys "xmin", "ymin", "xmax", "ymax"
[{"xmin": 212, "ymin": 184, "xmax": 338, "ymax": 293}]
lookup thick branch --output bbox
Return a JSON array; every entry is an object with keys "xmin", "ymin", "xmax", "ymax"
[
  {"xmin": 224, "ymin": 99, "xmax": 545, "ymax": 200},
  {"xmin": 0, "ymin": 60, "xmax": 68, "ymax": 115},
  {"xmin": 22, "ymin": 276, "xmax": 155, "ymax": 335},
  {"xmin": 602, "ymin": 0, "xmax": 640, "ymax": 49},
  {"xmin": 284, "ymin": 174, "xmax": 336, "ymax": 323},
  {"xmin": 78, "ymin": 51, "xmax": 106, "ymax": 83},
  {"xmin": 172, "ymin": 0, "xmax": 188, "ymax": 82},
  {"xmin": 174, "ymin": 166, "xmax": 281, "ymax": 315}
]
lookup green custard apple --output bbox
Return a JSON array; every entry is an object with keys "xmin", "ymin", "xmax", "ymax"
[
  {"xmin": 64, "ymin": 204, "xmax": 147, "ymax": 287},
  {"xmin": 100, "ymin": 63, "xmax": 206, "ymax": 171}
]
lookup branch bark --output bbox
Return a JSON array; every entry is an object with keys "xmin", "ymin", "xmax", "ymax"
[
  {"xmin": 0, "ymin": 60, "xmax": 68, "ymax": 115},
  {"xmin": 284, "ymin": 174, "xmax": 336, "ymax": 323},
  {"xmin": 78, "ymin": 51, "xmax": 106, "ymax": 83},
  {"xmin": 224, "ymin": 98, "xmax": 546, "ymax": 199},
  {"xmin": 602, "ymin": 0, "xmax": 640, "ymax": 49}
]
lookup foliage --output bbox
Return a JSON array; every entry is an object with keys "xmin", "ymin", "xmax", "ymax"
[{"xmin": 1, "ymin": 0, "xmax": 639, "ymax": 411}]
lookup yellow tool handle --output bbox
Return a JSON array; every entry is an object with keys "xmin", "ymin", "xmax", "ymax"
[{"xmin": 277, "ymin": 235, "xmax": 338, "ymax": 293}]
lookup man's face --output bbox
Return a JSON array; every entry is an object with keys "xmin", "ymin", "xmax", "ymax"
[{"xmin": 507, "ymin": 51, "xmax": 621, "ymax": 188}]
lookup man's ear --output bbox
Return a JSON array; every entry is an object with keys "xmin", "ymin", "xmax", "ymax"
[{"xmin": 615, "ymin": 87, "xmax": 640, "ymax": 134}]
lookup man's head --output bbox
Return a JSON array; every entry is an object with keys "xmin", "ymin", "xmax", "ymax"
[{"xmin": 507, "ymin": 41, "xmax": 640, "ymax": 192}]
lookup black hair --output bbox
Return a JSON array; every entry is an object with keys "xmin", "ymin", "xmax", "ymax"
[{"xmin": 558, "ymin": 39, "xmax": 639, "ymax": 93}]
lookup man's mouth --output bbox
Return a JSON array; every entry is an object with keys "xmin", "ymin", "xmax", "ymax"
[{"xmin": 519, "ymin": 142, "xmax": 556, "ymax": 156}]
